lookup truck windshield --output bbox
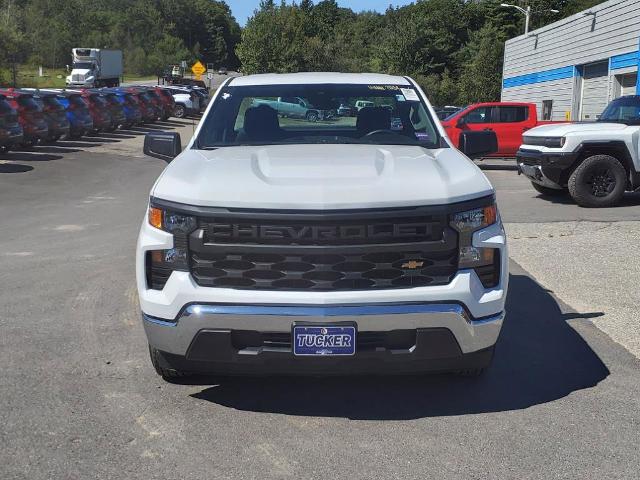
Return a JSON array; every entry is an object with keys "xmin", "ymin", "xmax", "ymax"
[
  {"xmin": 599, "ymin": 97, "xmax": 640, "ymax": 125},
  {"xmin": 196, "ymin": 84, "xmax": 441, "ymax": 149},
  {"xmin": 73, "ymin": 62, "xmax": 94, "ymax": 70}
]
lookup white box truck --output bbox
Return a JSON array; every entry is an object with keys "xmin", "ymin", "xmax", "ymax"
[{"xmin": 66, "ymin": 48, "xmax": 123, "ymax": 88}]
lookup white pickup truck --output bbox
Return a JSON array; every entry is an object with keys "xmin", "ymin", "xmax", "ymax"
[
  {"xmin": 517, "ymin": 95, "xmax": 640, "ymax": 207},
  {"xmin": 138, "ymin": 72, "xmax": 507, "ymax": 380}
]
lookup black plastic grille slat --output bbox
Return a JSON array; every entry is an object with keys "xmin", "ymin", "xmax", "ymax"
[
  {"xmin": 188, "ymin": 209, "xmax": 458, "ymax": 292},
  {"xmin": 190, "ymin": 247, "xmax": 457, "ymax": 291}
]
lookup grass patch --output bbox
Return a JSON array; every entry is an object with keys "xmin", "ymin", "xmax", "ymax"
[{"xmin": 0, "ymin": 65, "xmax": 157, "ymax": 88}]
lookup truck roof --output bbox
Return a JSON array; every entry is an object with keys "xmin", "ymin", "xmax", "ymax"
[{"xmin": 229, "ymin": 72, "xmax": 412, "ymax": 87}]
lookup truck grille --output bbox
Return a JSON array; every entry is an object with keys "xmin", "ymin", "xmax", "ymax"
[
  {"xmin": 72, "ymin": 74, "xmax": 85, "ymax": 82},
  {"xmin": 185, "ymin": 207, "xmax": 459, "ymax": 291}
]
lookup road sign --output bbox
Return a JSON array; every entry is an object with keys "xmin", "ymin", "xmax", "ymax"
[
  {"xmin": 191, "ymin": 61, "xmax": 206, "ymax": 76},
  {"xmin": 207, "ymin": 72, "xmax": 214, "ymax": 80}
]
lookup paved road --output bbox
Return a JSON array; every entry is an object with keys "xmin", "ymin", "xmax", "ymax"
[
  {"xmin": 480, "ymin": 160, "xmax": 640, "ymax": 358},
  {"xmin": 1, "ymin": 140, "xmax": 639, "ymax": 479}
]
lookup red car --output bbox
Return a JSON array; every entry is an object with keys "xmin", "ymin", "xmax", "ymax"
[
  {"xmin": 0, "ymin": 88, "xmax": 48, "ymax": 147},
  {"xmin": 0, "ymin": 93, "xmax": 23, "ymax": 152},
  {"xmin": 71, "ymin": 89, "xmax": 113, "ymax": 133},
  {"xmin": 440, "ymin": 102, "xmax": 564, "ymax": 157},
  {"xmin": 127, "ymin": 88, "xmax": 158, "ymax": 123},
  {"xmin": 152, "ymin": 87, "xmax": 175, "ymax": 120}
]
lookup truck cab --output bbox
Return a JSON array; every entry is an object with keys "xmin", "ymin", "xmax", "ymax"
[
  {"xmin": 441, "ymin": 102, "xmax": 556, "ymax": 157},
  {"xmin": 66, "ymin": 48, "xmax": 122, "ymax": 88}
]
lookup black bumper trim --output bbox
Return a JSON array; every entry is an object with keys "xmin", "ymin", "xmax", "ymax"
[
  {"xmin": 516, "ymin": 149, "xmax": 578, "ymax": 185},
  {"xmin": 152, "ymin": 327, "xmax": 494, "ymax": 375}
]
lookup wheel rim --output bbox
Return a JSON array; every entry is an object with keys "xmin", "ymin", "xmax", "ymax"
[
  {"xmin": 586, "ymin": 168, "xmax": 616, "ymax": 197},
  {"xmin": 307, "ymin": 113, "xmax": 318, "ymax": 122}
]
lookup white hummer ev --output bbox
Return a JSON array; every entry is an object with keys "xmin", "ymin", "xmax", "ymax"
[
  {"xmin": 518, "ymin": 95, "xmax": 640, "ymax": 207},
  {"xmin": 138, "ymin": 73, "xmax": 508, "ymax": 380}
]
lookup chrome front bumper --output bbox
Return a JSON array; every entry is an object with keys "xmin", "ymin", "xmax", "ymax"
[{"xmin": 143, "ymin": 303, "xmax": 504, "ymax": 357}]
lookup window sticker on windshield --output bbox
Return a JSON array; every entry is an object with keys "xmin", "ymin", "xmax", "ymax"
[
  {"xmin": 396, "ymin": 94, "xmax": 405, "ymax": 102},
  {"xmin": 400, "ymin": 88, "xmax": 420, "ymax": 101},
  {"xmin": 222, "ymin": 92, "xmax": 232, "ymax": 100}
]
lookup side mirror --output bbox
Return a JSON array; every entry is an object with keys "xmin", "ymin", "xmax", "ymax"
[
  {"xmin": 459, "ymin": 130, "xmax": 498, "ymax": 159},
  {"xmin": 143, "ymin": 131, "xmax": 181, "ymax": 162}
]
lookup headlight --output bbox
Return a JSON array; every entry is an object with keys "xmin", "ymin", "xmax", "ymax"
[
  {"xmin": 148, "ymin": 206, "xmax": 196, "ymax": 233},
  {"xmin": 146, "ymin": 206, "xmax": 197, "ymax": 288},
  {"xmin": 522, "ymin": 136, "xmax": 566, "ymax": 148},
  {"xmin": 450, "ymin": 203, "xmax": 501, "ymax": 287},
  {"xmin": 450, "ymin": 204, "xmax": 496, "ymax": 233}
]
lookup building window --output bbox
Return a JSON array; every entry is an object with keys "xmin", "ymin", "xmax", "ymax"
[{"xmin": 542, "ymin": 100, "xmax": 553, "ymax": 120}]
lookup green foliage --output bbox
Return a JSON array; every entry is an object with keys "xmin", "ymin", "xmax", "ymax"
[
  {"xmin": 0, "ymin": 0, "xmax": 240, "ymax": 82},
  {"xmin": 238, "ymin": 0, "xmax": 603, "ymax": 106}
]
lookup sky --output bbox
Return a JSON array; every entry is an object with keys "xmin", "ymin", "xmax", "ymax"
[{"xmin": 226, "ymin": 0, "xmax": 416, "ymax": 26}]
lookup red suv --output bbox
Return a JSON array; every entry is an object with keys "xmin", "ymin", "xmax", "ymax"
[
  {"xmin": 27, "ymin": 90, "xmax": 70, "ymax": 143},
  {"xmin": 72, "ymin": 90, "xmax": 112, "ymax": 133},
  {"xmin": 153, "ymin": 87, "xmax": 175, "ymax": 121},
  {"xmin": 0, "ymin": 89, "xmax": 48, "ymax": 147},
  {"xmin": 0, "ymin": 94, "xmax": 23, "ymax": 153}
]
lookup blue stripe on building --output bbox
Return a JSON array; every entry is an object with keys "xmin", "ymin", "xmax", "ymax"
[
  {"xmin": 502, "ymin": 65, "xmax": 575, "ymax": 88},
  {"xmin": 503, "ymin": 49, "xmax": 640, "ymax": 89},
  {"xmin": 610, "ymin": 50, "xmax": 639, "ymax": 69}
]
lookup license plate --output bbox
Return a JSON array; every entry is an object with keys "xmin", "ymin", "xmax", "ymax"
[{"xmin": 293, "ymin": 325, "xmax": 356, "ymax": 356}]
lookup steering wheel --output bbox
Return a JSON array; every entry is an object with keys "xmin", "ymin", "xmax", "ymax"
[{"xmin": 364, "ymin": 129, "xmax": 397, "ymax": 137}]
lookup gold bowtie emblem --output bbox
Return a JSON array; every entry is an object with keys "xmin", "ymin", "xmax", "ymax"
[{"xmin": 401, "ymin": 260, "xmax": 424, "ymax": 270}]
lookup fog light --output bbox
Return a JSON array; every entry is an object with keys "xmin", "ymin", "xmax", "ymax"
[{"xmin": 459, "ymin": 246, "xmax": 494, "ymax": 268}]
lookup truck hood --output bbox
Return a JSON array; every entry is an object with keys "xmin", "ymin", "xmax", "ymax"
[
  {"xmin": 152, "ymin": 144, "xmax": 493, "ymax": 209},
  {"xmin": 525, "ymin": 122, "xmax": 629, "ymax": 136}
]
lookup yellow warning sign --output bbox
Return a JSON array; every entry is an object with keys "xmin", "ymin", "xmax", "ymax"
[{"xmin": 191, "ymin": 61, "xmax": 206, "ymax": 76}]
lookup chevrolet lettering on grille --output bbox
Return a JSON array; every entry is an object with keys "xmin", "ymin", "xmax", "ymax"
[{"xmin": 207, "ymin": 222, "xmax": 433, "ymax": 243}]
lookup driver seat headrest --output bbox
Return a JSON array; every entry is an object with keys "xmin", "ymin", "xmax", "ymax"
[{"xmin": 356, "ymin": 107, "xmax": 392, "ymax": 135}]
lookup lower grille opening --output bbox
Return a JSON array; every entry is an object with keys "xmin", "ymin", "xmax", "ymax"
[{"xmin": 231, "ymin": 330, "xmax": 417, "ymax": 352}]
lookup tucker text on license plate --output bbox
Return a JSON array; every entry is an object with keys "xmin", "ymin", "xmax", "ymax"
[{"xmin": 293, "ymin": 325, "xmax": 356, "ymax": 356}]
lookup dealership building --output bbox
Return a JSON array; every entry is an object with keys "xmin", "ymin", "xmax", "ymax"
[{"xmin": 501, "ymin": 0, "xmax": 640, "ymax": 121}]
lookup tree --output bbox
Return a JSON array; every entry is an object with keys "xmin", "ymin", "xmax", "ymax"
[{"xmin": 457, "ymin": 24, "xmax": 506, "ymax": 103}]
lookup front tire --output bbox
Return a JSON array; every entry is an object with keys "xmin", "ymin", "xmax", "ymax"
[
  {"xmin": 306, "ymin": 111, "xmax": 319, "ymax": 122},
  {"xmin": 568, "ymin": 154, "xmax": 626, "ymax": 208},
  {"xmin": 531, "ymin": 182, "xmax": 567, "ymax": 196},
  {"xmin": 173, "ymin": 104, "xmax": 186, "ymax": 118}
]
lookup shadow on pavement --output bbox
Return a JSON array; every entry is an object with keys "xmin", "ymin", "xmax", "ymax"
[
  {"xmin": 91, "ymin": 132, "xmax": 137, "ymax": 140},
  {"xmin": 55, "ymin": 141, "xmax": 102, "ymax": 148},
  {"xmin": 188, "ymin": 272, "xmax": 609, "ymax": 419},
  {"xmin": 477, "ymin": 162, "xmax": 519, "ymax": 172},
  {"xmin": 0, "ymin": 152, "xmax": 64, "ymax": 162},
  {"xmin": 541, "ymin": 191, "xmax": 640, "ymax": 207},
  {"xmin": 77, "ymin": 135, "xmax": 119, "ymax": 143},
  {"xmin": 0, "ymin": 163, "xmax": 34, "ymax": 173},
  {"xmin": 32, "ymin": 145, "xmax": 82, "ymax": 154}
]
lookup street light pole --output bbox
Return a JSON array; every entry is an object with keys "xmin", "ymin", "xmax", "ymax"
[{"xmin": 500, "ymin": 3, "xmax": 559, "ymax": 35}]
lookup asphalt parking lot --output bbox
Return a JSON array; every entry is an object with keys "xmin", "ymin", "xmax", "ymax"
[{"xmin": 1, "ymin": 132, "xmax": 640, "ymax": 478}]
